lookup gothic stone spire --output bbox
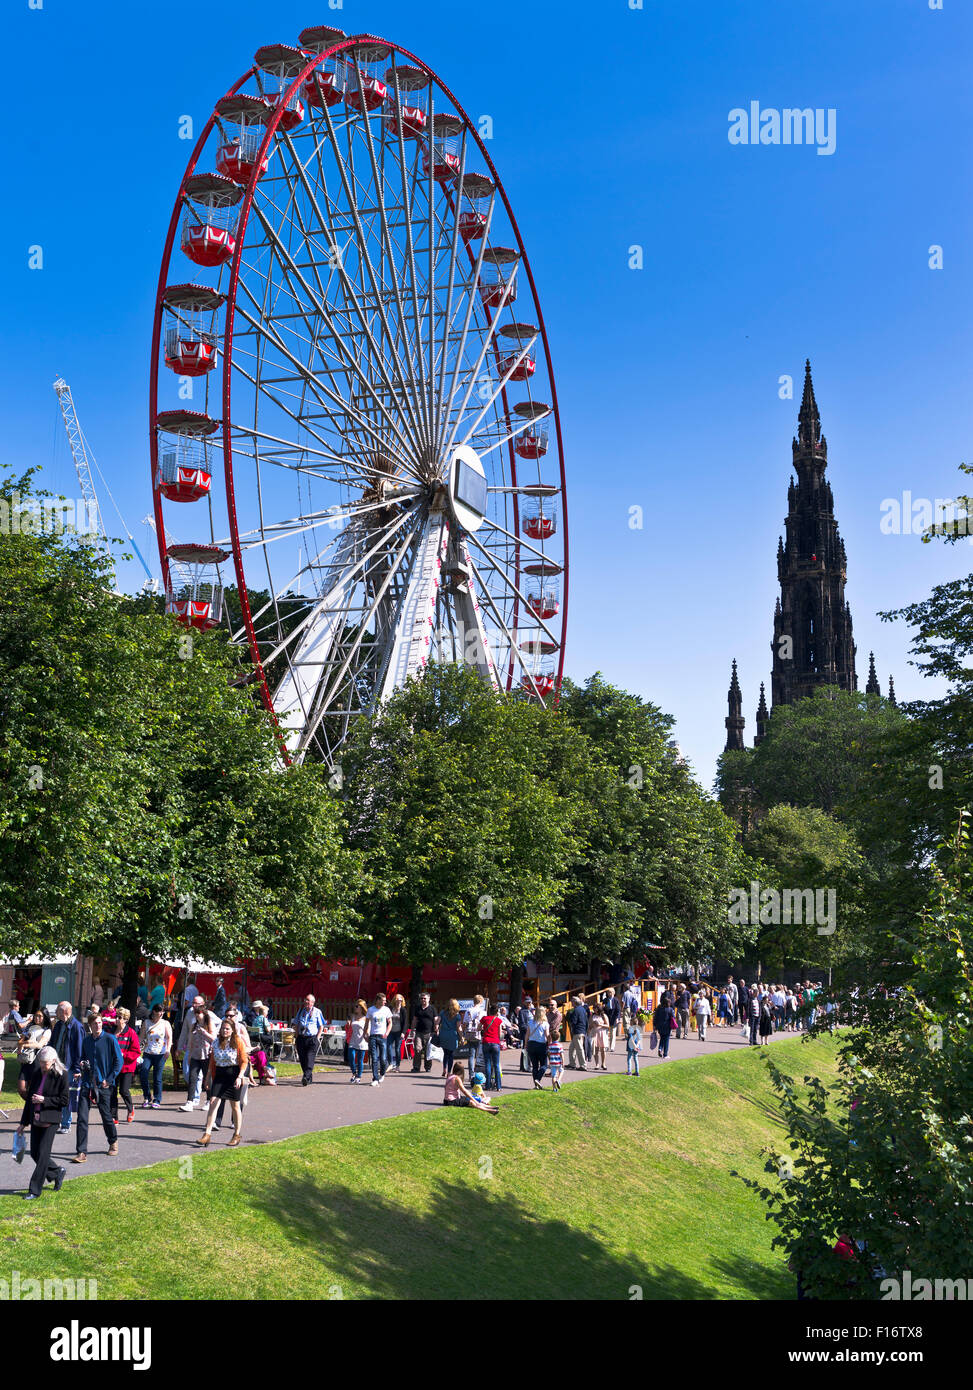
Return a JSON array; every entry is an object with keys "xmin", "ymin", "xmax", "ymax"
[
  {"xmin": 725, "ymin": 659, "xmax": 745, "ymax": 751},
  {"xmin": 865, "ymin": 651, "xmax": 880, "ymax": 695},
  {"xmin": 755, "ymin": 682, "xmax": 769, "ymax": 746},
  {"xmin": 772, "ymin": 361, "xmax": 857, "ymax": 710}
]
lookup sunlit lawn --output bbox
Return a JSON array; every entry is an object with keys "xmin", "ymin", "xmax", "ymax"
[{"xmin": 0, "ymin": 1035, "xmax": 837, "ymax": 1300}]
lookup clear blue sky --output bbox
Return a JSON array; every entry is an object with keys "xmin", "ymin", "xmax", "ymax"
[{"xmin": 4, "ymin": 0, "xmax": 970, "ymax": 784}]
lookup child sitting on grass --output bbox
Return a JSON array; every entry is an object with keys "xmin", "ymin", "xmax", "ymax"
[{"xmin": 442, "ymin": 1063, "xmax": 499, "ymax": 1113}]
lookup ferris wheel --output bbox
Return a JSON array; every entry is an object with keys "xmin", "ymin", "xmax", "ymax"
[{"xmin": 149, "ymin": 27, "xmax": 568, "ymax": 765}]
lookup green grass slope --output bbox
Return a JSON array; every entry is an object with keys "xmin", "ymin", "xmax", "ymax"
[{"xmin": 0, "ymin": 1036, "xmax": 836, "ymax": 1300}]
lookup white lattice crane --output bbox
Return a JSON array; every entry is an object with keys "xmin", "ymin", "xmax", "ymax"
[{"xmin": 52, "ymin": 376, "xmax": 157, "ymax": 589}]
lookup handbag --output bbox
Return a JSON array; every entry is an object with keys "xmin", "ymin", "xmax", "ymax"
[
  {"xmin": 648, "ymin": 1029, "xmax": 660, "ymax": 1051},
  {"xmin": 12, "ymin": 1130, "xmax": 26, "ymax": 1160},
  {"xmin": 426, "ymin": 1039, "xmax": 444, "ymax": 1063}
]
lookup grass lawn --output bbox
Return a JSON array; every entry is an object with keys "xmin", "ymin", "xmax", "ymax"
[{"xmin": 0, "ymin": 1035, "xmax": 837, "ymax": 1300}]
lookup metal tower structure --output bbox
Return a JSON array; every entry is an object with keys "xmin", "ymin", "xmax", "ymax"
[{"xmin": 53, "ymin": 376, "xmax": 157, "ymax": 588}]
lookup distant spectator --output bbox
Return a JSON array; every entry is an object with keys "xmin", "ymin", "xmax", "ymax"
[
  {"xmin": 436, "ymin": 999, "xmax": 463, "ymax": 1078},
  {"xmin": 602, "ymin": 988, "xmax": 620, "ymax": 1053},
  {"xmin": 112, "ymin": 1007, "xmax": 141, "ymax": 1123},
  {"xmin": 139, "ymin": 1005, "xmax": 172, "ymax": 1108},
  {"xmin": 387, "ymin": 993, "xmax": 407, "ymax": 1072},
  {"xmin": 566, "ymin": 996, "xmax": 589, "ymax": 1071},
  {"xmin": 411, "ymin": 992, "xmax": 437, "ymax": 1075}
]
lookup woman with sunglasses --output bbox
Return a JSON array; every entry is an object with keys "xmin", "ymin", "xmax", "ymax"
[{"xmin": 197, "ymin": 1018, "xmax": 248, "ymax": 1146}]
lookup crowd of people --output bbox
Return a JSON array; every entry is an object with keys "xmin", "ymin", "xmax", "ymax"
[{"xmin": 3, "ymin": 971, "xmax": 832, "ymax": 1191}]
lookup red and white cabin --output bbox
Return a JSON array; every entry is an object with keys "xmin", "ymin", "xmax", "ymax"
[
  {"xmin": 180, "ymin": 172, "xmax": 243, "ymax": 269},
  {"xmin": 165, "ymin": 542, "xmax": 229, "ymax": 632},
  {"xmin": 518, "ymin": 639, "xmax": 558, "ymax": 697},
  {"xmin": 479, "ymin": 246, "xmax": 519, "ymax": 309},
  {"xmin": 383, "ymin": 64, "xmax": 428, "ymax": 137},
  {"xmin": 255, "ymin": 43, "xmax": 306, "ymax": 130},
  {"xmin": 497, "ymin": 322, "xmax": 538, "ymax": 383},
  {"xmin": 458, "ymin": 173, "xmax": 494, "ymax": 241},
  {"xmin": 523, "ymin": 560, "xmax": 561, "ymax": 620},
  {"xmin": 161, "ymin": 284, "xmax": 226, "ymax": 378},
  {"xmin": 422, "ymin": 112, "xmax": 464, "ymax": 182},
  {"xmin": 215, "ymin": 93, "xmax": 271, "ymax": 185},
  {"xmin": 344, "ymin": 42, "xmax": 391, "ymax": 112},
  {"xmin": 512, "ymin": 401, "xmax": 551, "ymax": 465},
  {"xmin": 300, "ymin": 25, "xmax": 348, "ymax": 108},
  {"xmin": 155, "ymin": 409, "xmax": 219, "ymax": 503}
]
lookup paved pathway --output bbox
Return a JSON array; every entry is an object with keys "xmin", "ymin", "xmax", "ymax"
[{"xmin": 0, "ymin": 1024, "xmax": 796, "ymax": 1190}]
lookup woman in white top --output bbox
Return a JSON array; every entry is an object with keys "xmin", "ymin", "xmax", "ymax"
[
  {"xmin": 694, "ymin": 988, "xmax": 712, "ymax": 1042},
  {"xmin": 526, "ymin": 1006, "xmax": 550, "ymax": 1089},
  {"xmin": 347, "ymin": 1002, "xmax": 368, "ymax": 1084},
  {"xmin": 139, "ymin": 1006, "xmax": 173, "ymax": 1108}
]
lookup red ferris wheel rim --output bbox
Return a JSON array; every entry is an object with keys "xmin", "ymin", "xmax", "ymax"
[{"xmin": 149, "ymin": 31, "xmax": 568, "ymax": 756}]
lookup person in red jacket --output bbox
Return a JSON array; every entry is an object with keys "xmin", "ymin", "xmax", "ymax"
[{"xmin": 111, "ymin": 1007, "xmax": 142, "ymax": 1125}]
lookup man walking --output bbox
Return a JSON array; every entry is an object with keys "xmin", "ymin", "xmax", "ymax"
[
  {"xmin": 736, "ymin": 979, "xmax": 748, "ymax": 1024},
  {"xmin": 602, "ymin": 988, "xmax": 620, "ymax": 1053},
  {"xmin": 366, "ymin": 992, "xmax": 392, "ymax": 1086},
  {"xmin": 48, "ymin": 1002, "xmax": 85, "ymax": 1135},
  {"xmin": 516, "ymin": 995, "xmax": 534, "ymax": 1072},
  {"xmin": 748, "ymin": 986, "xmax": 761, "ymax": 1046},
  {"xmin": 178, "ymin": 997, "xmax": 219, "ymax": 1110},
  {"xmin": 292, "ymin": 994, "xmax": 326, "ymax": 1085},
  {"xmin": 73, "ymin": 1015, "xmax": 122, "ymax": 1162},
  {"xmin": 566, "ymin": 995, "xmax": 590, "ymax": 1070},
  {"xmin": 411, "ymin": 991, "xmax": 437, "ymax": 1073}
]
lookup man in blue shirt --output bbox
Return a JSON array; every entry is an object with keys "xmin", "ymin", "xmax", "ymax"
[
  {"xmin": 73, "ymin": 1015, "xmax": 123, "ymax": 1162},
  {"xmin": 292, "ymin": 994, "xmax": 326, "ymax": 1085}
]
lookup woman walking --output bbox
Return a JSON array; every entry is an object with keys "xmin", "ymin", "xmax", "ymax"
[
  {"xmin": 589, "ymin": 1003, "xmax": 609, "ymax": 1070},
  {"xmin": 717, "ymin": 988, "xmax": 732, "ymax": 1029},
  {"xmin": 197, "ymin": 1020, "xmax": 248, "ymax": 1145},
  {"xmin": 387, "ymin": 993, "xmax": 407, "ymax": 1072},
  {"xmin": 436, "ymin": 999, "xmax": 462, "ymax": 1078},
  {"xmin": 478, "ymin": 1002, "xmax": 505, "ymax": 1093},
  {"xmin": 694, "ymin": 987, "xmax": 712, "ymax": 1042},
  {"xmin": 653, "ymin": 994, "xmax": 676, "ymax": 1059},
  {"xmin": 759, "ymin": 993, "xmax": 774, "ymax": 1046},
  {"xmin": 139, "ymin": 1005, "xmax": 172, "ymax": 1108},
  {"xmin": 526, "ymin": 1005, "xmax": 550, "ymax": 1088},
  {"xmin": 113, "ymin": 1007, "xmax": 141, "ymax": 1124},
  {"xmin": 18, "ymin": 1045, "xmax": 69, "ymax": 1199},
  {"xmin": 347, "ymin": 1002, "xmax": 368, "ymax": 1083}
]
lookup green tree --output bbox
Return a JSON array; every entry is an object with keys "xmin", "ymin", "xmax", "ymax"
[
  {"xmin": 341, "ymin": 663, "xmax": 587, "ymax": 1007},
  {"xmin": 716, "ymin": 690, "xmax": 928, "ymax": 959},
  {"xmin": 557, "ymin": 675, "xmax": 753, "ymax": 970},
  {"xmin": 743, "ymin": 804, "xmax": 871, "ymax": 975},
  {"xmin": 0, "ymin": 470, "xmax": 359, "ymax": 1000},
  {"xmin": 742, "ymin": 817, "xmax": 973, "ymax": 1298}
]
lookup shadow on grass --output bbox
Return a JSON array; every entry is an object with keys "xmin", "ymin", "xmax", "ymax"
[{"xmin": 248, "ymin": 1171, "xmax": 780, "ymax": 1301}]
